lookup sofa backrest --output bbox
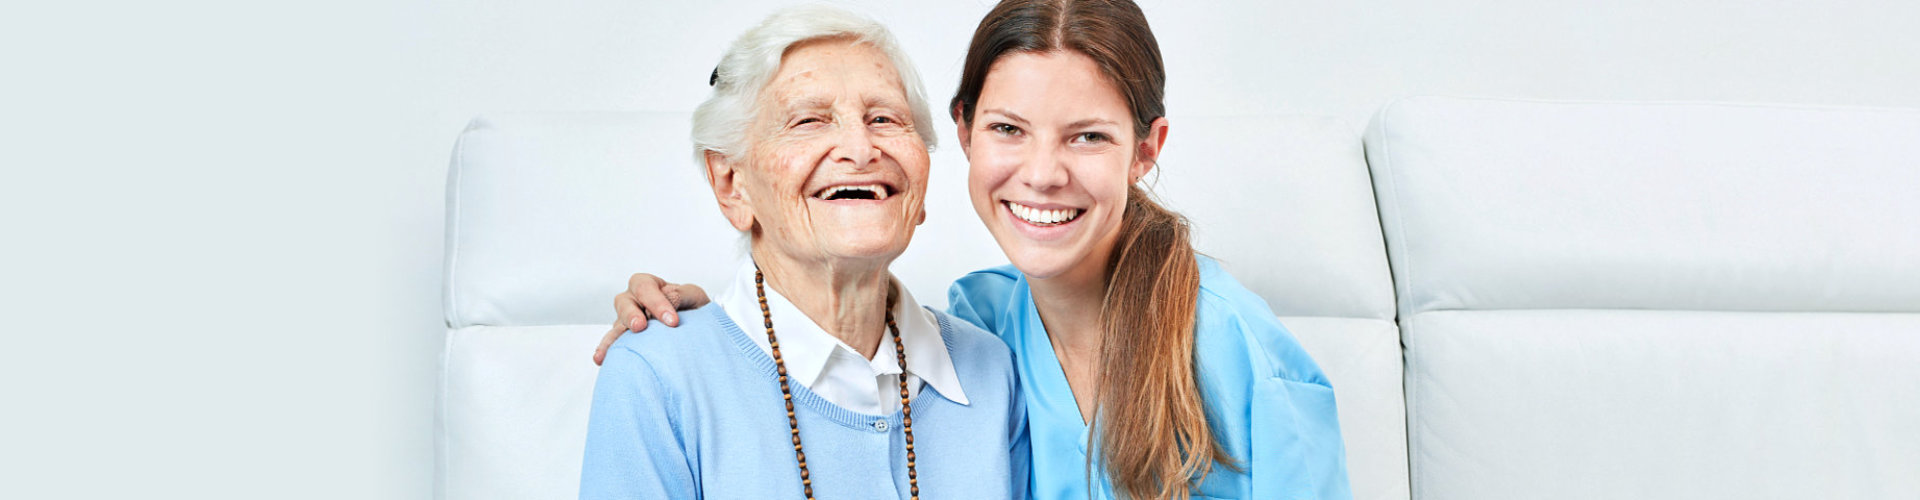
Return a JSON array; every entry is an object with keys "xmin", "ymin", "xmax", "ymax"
[{"xmin": 1366, "ymin": 97, "xmax": 1920, "ymax": 499}]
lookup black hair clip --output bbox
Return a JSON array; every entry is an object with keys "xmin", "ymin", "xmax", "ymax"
[{"xmin": 709, "ymin": 66, "xmax": 720, "ymax": 86}]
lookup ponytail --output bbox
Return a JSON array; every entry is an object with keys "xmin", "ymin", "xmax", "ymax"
[{"xmin": 1095, "ymin": 185, "xmax": 1228, "ymax": 500}]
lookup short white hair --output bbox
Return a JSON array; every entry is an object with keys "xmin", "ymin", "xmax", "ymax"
[{"xmin": 692, "ymin": 5, "xmax": 937, "ymax": 167}]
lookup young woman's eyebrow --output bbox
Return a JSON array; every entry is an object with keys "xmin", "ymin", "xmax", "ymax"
[
  {"xmin": 1066, "ymin": 118, "xmax": 1120, "ymax": 130},
  {"xmin": 980, "ymin": 108, "xmax": 1030, "ymax": 125}
]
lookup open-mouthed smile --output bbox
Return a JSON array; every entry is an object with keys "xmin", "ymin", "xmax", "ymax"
[
  {"xmin": 811, "ymin": 183, "xmax": 896, "ymax": 201},
  {"xmin": 1004, "ymin": 200, "xmax": 1084, "ymax": 226}
]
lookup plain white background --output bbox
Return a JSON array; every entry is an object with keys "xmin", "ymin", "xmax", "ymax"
[{"xmin": 3, "ymin": 0, "xmax": 1916, "ymax": 497}]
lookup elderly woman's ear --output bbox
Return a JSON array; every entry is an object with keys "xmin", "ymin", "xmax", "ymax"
[{"xmin": 703, "ymin": 151, "xmax": 756, "ymax": 232}]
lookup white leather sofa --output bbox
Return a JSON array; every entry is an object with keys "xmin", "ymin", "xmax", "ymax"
[
  {"xmin": 438, "ymin": 97, "xmax": 1919, "ymax": 499},
  {"xmin": 1365, "ymin": 98, "xmax": 1920, "ymax": 499}
]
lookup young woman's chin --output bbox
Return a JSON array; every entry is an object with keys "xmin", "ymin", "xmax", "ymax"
[
  {"xmin": 993, "ymin": 231, "xmax": 1106, "ymax": 282},
  {"xmin": 1002, "ymin": 248, "xmax": 1078, "ymax": 281}
]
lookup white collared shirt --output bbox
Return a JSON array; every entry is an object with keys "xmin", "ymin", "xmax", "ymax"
[{"xmin": 716, "ymin": 258, "xmax": 969, "ymax": 415}]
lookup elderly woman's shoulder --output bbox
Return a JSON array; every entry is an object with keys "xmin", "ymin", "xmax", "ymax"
[
  {"xmin": 927, "ymin": 307, "xmax": 1016, "ymax": 368},
  {"xmin": 605, "ymin": 303, "xmax": 742, "ymax": 366}
]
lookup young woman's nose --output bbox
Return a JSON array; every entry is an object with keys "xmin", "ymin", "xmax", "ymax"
[{"xmin": 1017, "ymin": 145, "xmax": 1070, "ymax": 191}]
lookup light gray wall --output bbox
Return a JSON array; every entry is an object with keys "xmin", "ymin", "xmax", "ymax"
[{"xmin": 4, "ymin": 0, "xmax": 1916, "ymax": 497}]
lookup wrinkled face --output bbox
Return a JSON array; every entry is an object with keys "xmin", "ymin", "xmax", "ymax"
[
  {"xmin": 717, "ymin": 37, "xmax": 930, "ymax": 267},
  {"xmin": 960, "ymin": 51, "xmax": 1152, "ymax": 280}
]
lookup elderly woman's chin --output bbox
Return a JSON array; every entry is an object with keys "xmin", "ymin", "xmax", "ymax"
[{"xmin": 801, "ymin": 205, "xmax": 918, "ymax": 262}]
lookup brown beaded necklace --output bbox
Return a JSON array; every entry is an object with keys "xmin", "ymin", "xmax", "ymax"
[{"xmin": 755, "ymin": 268, "xmax": 919, "ymax": 500}]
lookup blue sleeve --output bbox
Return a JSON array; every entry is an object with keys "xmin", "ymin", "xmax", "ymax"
[
  {"xmin": 1232, "ymin": 313, "xmax": 1351, "ymax": 500},
  {"xmin": 580, "ymin": 346, "xmax": 696, "ymax": 500},
  {"xmin": 945, "ymin": 268, "xmax": 1018, "ymax": 333},
  {"xmin": 1250, "ymin": 376, "xmax": 1351, "ymax": 499}
]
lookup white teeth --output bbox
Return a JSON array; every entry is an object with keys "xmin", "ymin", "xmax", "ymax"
[
  {"xmin": 816, "ymin": 184, "xmax": 889, "ymax": 200},
  {"xmin": 1007, "ymin": 201, "xmax": 1082, "ymax": 225}
]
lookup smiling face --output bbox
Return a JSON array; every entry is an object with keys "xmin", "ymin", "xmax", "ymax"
[
  {"xmin": 708, "ymin": 37, "xmax": 930, "ymax": 269},
  {"xmin": 959, "ymin": 50, "xmax": 1158, "ymax": 281}
]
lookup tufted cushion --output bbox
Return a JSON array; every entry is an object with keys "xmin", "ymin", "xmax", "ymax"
[{"xmin": 1368, "ymin": 97, "xmax": 1920, "ymax": 500}]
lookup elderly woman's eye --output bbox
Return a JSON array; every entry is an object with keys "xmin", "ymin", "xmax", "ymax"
[
  {"xmin": 870, "ymin": 115, "xmax": 899, "ymax": 125},
  {"xmin": 794, "ymin": 117, "xmax": 825, "ymax": 128}
]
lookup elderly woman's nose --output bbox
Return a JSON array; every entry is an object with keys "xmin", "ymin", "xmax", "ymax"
[{"xmin": 829, "ymin": 120, "xmax": 880, "ymax": 166}]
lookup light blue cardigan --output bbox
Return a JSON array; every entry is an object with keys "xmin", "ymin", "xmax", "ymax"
[
  {"xmin": 948, "ymin": 256, "xmax": 1353, "ymax": 500},
  {"xmin": 580, "ymin": 304, "xmax": 1029, "ymax": 499}
]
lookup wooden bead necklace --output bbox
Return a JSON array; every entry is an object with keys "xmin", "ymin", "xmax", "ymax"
[{"xmin": 756, "ymin": 268, "xmax": 919, "ymax": 500}]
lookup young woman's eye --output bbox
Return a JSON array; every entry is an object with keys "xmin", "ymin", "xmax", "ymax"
[
  {"xmin": 1071, "ymin": 132, "xmax": 1110, "ymax": 144},
  {"xmin": 989, "ymin": 123, "xmax": 1023, "ymax": 137}
]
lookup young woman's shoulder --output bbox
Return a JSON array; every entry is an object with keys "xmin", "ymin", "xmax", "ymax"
[
  {"xmin": 1193, "ymin": 256, "xmax": 1331, "ymax": 387},
  {"xmin": 945, "ymin": 265, "xmax": 1024, "ymax": 335}
]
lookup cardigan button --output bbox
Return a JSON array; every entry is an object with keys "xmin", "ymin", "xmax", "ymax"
[{"xmin": 872, "ymin": 420, "xmax": 889, "ymax": 432}]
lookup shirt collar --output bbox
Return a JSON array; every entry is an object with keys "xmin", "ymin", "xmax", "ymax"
[
  {"xmin": 717, "ymin": 257, "xmax": 969, "ymax": 406},
  {"xmin": 890, "ymin": 272, "xmax": 968, "ymax": 405}
]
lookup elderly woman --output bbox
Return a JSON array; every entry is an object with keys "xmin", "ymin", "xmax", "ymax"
[{"xmin": 578, "ymin": 6, "xmax": 1027, "ymax": 500}]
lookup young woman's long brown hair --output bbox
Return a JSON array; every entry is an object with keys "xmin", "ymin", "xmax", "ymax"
[{"xmin": 951, "ymin": 1, "xmax": 1229, "ymax": 498}]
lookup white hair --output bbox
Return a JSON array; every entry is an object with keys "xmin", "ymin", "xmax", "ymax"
[{"xmin": 691, "ymin": 4, "xmax": 937, "ymax": 167}]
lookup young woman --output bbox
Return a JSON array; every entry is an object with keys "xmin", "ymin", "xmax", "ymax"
[{"xmin": 600, "ymin": 1, "xmax": 1351, "ymax": 498}]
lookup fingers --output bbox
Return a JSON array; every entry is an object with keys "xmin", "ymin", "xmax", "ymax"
[
  {"xmin": 614, "ymin": 291, "xmax": 648, "ymax": 332},
  {"xmin": 668, "ymin": 284, "xmax": 712, "ymax": 309},
  {"xmin": 628, "ymin": 274, "xmax": 681, "ymax": 327},
  {"xmin": 593, "ymin": 326, "xmax": 625, "ymax": 366},
  {"xmin": 601, "ymin": 273, "xmax": 682, "ymax": 365},
  {"xmin": 599, "ymin": 291, "xmax": 644, "ymax": 365}
]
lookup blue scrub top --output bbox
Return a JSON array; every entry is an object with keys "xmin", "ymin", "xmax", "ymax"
[{"xmin": 948, "ymin": 256, "xmax": 1352, "ymax": 500}]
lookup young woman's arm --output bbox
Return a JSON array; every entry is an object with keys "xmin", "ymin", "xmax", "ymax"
[
  {"xmin": 1202, "ymin": 287, "xmax": 1352, "ymax": 499},
  {"xmin": 1237, "ymin": 315, "xmax": 1350, "ymax": 499},
  {"xmin": 595, "ymin": 266, "xmax": 1023, "ymax": 364}
]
